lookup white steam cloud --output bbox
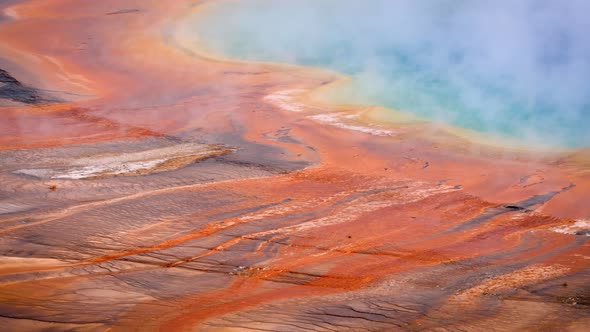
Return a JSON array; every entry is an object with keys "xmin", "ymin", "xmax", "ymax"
[{"xmin": 192, "ymin": 0, "xmax": 590, "ymax": 147}]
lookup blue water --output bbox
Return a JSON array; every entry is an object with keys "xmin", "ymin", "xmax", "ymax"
[{"xmin": 192, "ymin": 0, "xmax": 590, "ymax": 147}]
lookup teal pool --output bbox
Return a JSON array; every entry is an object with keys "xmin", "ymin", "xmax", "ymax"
[{"xmin": 190, "ymin": 0, "xmax": 590, "ymax": 148}]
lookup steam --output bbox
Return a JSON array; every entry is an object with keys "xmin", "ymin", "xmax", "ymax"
[{"xmin": 192, "ymin": 0, "xmax": 590, "ymax": 147}]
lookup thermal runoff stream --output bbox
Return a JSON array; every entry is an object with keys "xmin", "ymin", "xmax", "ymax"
[
  {"xmin": 1, "ymin": 0, "xmax": 590, "ymax": 330},
  {"xmin": 190, "ymin": 0, "xmax": 590, "ymax": 148}
]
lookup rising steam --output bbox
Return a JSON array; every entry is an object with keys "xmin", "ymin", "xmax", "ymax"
[{"xmin": 191, "ymin": 0, "xmax": 590, "ymax": 147}]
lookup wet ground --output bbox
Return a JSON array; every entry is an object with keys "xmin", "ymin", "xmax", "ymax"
[{"xmin": 0, "ymin": 1, "xmax": 588, "ymax": 331}]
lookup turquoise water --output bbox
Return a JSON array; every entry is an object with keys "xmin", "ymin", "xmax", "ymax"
[{"xmin": 191, "ymin": 0, "xmax": 590, "ymax": 148}]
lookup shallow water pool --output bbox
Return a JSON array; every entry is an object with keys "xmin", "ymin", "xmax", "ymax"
[{"xmin": 190, "ymin": 0, "xmax": 590, "ymax": 148}]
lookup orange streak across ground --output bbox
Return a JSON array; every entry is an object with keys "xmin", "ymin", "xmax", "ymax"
[{"xmin": 0, "ymin": 1, "xmax": 588, "ymax": 331}]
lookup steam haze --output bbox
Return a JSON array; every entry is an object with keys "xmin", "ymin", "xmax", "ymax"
[{"xmin": 192, "ymin": 0, "xmax": 590, "ymax": 147}]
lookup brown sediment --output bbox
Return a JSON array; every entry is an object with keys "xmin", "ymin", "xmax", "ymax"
[
  {"xmin": 0, "ymin": 0, "xmax": 588, "ymax": 331},
  {"xmin": 12, "ymin": 142, "xmax": 232, "ymax": 179}
]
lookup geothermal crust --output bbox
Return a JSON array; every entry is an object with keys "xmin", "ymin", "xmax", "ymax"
[{"xmin": 0, "ymin": 0, "xmax": 588, "ymax": 331}]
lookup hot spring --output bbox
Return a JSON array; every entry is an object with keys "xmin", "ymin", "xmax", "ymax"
[{"xmin": 186, "ymin": 0, "xmax": 590, "ymax": 148}]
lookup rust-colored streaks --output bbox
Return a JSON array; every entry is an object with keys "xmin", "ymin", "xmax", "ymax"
[{"xmin": 0, "ymin": 0, "xmax": 588, "ymax": 331}]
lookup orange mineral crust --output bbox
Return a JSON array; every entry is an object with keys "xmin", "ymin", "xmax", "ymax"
[{"xmin": 0, "ymin": 1, "xmax": 588, "ymax": 331}]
